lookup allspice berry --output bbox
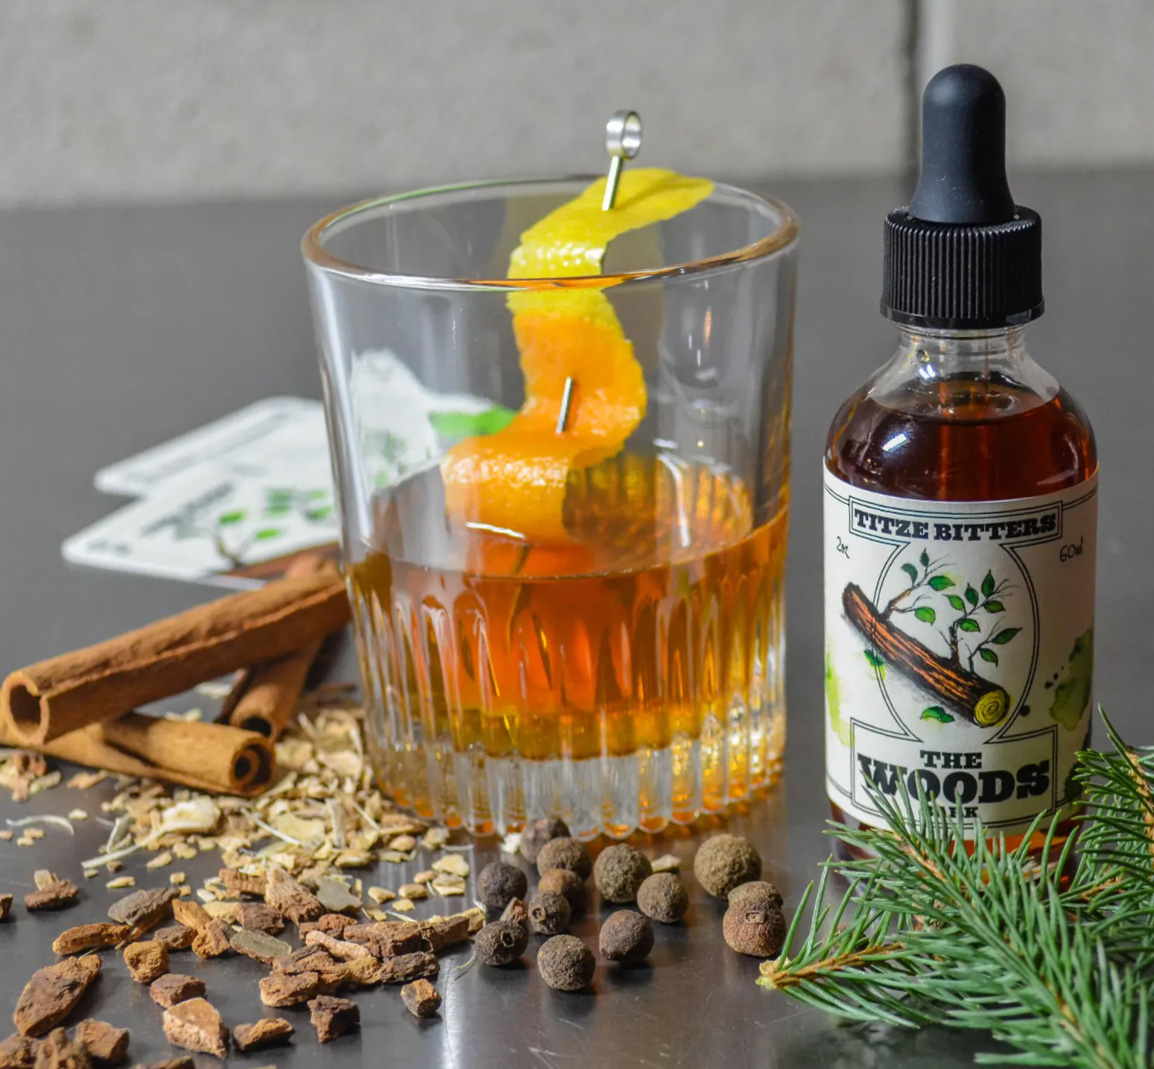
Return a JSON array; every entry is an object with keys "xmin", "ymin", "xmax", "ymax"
[
  {"xmin": 598, "ymin": 911, "xmax": 654, "ymax": 963},
  {"xmin": 636, "ymin": 872, "xmax": 689, "ymax": 924},
  {"xmin": 693, "ymin": 834, "xmax": 762, "ymax": 899},
  {"xmin": 528, "ymin": 890, "xmax": 572, "ymax": 935},
  {"xmin": 478, "ymin": 861, "xmax": 529, "ymax": 909},
  {"xmin": 722, "ymin": 903, "xmax": 787, "ymax": 958},
  {"xmin": 538, "ymin": 868, "xmax": 586, "ymax": 915},
  {"xmin": 728, "ymin": 880, "xmax": 783, "ymax": 912},
  {"xmin": 537, "ymin": 935, "xmax": 595, "ymax": 991},
  {"xmin": 475, "ymin": 920, "xmax": 529, "ymax": 967},
  {"xmin": 520, "ymin": 818, "xmax": 570, "ymax": 864},
  {"xmin": 593, "ymin": 844, "xmax": 652, "ymax": 905},
  {"xmin": 536, "ymin": 837, "xmax": 592, "ymax": 881}
]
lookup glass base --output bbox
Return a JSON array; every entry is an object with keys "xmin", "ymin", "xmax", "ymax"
[{"xmin": 367, "ymin": 702, "xmax": 785, "ymax": 839}]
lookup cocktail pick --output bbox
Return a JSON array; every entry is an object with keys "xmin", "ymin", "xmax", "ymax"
[{"xmin": 557, "ymin": 110, "xmax": 643, "ymax": 435}]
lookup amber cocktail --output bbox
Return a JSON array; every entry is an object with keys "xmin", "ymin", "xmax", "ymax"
[{"xmin": 304, "ymin": 175, "xmax": 798, "ymax": 838}]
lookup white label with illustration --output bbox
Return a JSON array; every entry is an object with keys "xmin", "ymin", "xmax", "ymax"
[{"xmin": 823, "ymin": 469, "xmax": 1097, "ymax": 833}]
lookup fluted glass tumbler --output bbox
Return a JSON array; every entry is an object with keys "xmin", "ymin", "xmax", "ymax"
[{"xmin": 303, "ymin": 177, "xmax": 798, "ymax": 838}]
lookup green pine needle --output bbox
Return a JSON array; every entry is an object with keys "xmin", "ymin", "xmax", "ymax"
[{"xmin": 760, "ymin": 710, "xmax": 1154, "ymax": 1068}]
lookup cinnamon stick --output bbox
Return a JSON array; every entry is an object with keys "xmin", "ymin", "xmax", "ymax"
[
  {"xmin": 221, "ymin": 555, "xmax": 336, "ymax": 740},
  {"xmin": 0, "ymin": 717, "xmax": 273, "ymax": 797},
  {"xmin": 99, "ymin": 713, "xmax": 272, "ymax": 793},
  {"xmin": 1, "ymin": 568, "xmax": 349, "ymax": 745}
]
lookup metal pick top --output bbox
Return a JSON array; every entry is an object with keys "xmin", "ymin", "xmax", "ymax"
[
  {"xmin": 601, "ymin": 110, "xmax": 642, "ymax": 211},
  {"xmin": 556, "ymin": 111, "xmax": 643, "ymax": 436}
]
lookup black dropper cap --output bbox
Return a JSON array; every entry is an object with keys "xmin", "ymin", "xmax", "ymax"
[{"xmin": 882, "ymin": 64, "xmax": 1043, "ymax": 329}]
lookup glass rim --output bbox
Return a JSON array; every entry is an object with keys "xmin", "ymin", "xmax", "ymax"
[{"xmin": 301, "ymin": 174, "xmax": 800, "ymax": 292}]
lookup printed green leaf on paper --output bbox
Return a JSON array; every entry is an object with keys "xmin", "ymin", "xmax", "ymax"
[
  {"xmin": 981, "ymin": 570, "xmax": 996, "ymax": 598},
  {"xmin": 921, "ymin": 706, "xmax": 954, "ymax": 723},
  {"xmin": 991, "ymin": 628, "xmax": 1021, "ymax": 645},
  {"xmin": 947, "ymin": 594, "xmax": 966, "ymax": 612},
  {"xmin": 863, "ymin": 649, "xmax": 886, "ymax": 672},
  {"xmin": 919, "ymin": 549, "xmax": 930, "ymax": 568},
  {"xmin": 965, "ymin": 585, "xmax": 979, "ymax": 606},
  {"xmin": 428, "ymin": 406, "xmax": 517, "ymax": 442},
  {"xmin": 958, "ymin": 618, "xmax": 981, "ymax": 633},
  {"xmin": 218, "ymin": 510, "xmax": 246, "ymax": 526},
  {"xmin": 928, "ymin": 575, "xmax": 955, "ymax": 591},
  {"xmin": 902, "ymin": 563, "xmax": 919, "ymax": 584},
  {"xmin": 984, "ymin": 600, "xmax": 1005, "ymax": 613},
  {"xmin": 979, "ymin": 647, "xmax": 999, "ymax": 665},
  {"xmin": 914, "ymin": 606, "xmax": 936, "ymax": 624}
]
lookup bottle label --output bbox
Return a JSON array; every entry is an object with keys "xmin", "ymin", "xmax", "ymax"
[{"xmin": 823, "ymin": 469, "xmax": 1097, "ymax": 834}]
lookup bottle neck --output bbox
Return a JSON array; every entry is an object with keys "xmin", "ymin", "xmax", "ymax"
[{"xmin": 895, "ymin": 326, "xmax": 1028, "ymax": 375}]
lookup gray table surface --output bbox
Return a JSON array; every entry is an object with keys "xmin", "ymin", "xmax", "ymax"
[{"xmin": 0, "ymin": 169, "xmax": 1150, "ymax": 1069}]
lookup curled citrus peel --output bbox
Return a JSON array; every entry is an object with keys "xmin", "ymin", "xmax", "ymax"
[{"xmin": 441, "ymin": 167, "xmax": 713, "ymax": 544}]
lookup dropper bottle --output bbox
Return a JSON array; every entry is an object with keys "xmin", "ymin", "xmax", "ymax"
[{"xmin": 822, "ymin": 65, "xmax": 1097, "ymax": 849}]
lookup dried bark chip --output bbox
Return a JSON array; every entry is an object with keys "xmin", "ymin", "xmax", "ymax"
[
  {"xmin": 264, "ymin": 866, "xmax": 323, "ymax": 924},
  {"xmin": 341, "ymin": 921, "xmax": 423, "ymax": 959},
  {"xmin": 133, "ymin": 1059, "xmax": 192, "ymax": 1069},
  {"xmin": 258, "ymin": 972, "xmax": 325, "ymax": 1008},
  {"xmin": 0, "ymin": 895, "xmax": 13, "ymax": 922},
  {"xmin": 499, "ymin": 898, "xmax": 529, "ymax": 931},
  {"xmin": 272, "ymin": 947, "xmax": 334, "ymax": 975},
  {"xmin": 150, "ymin": 927, "xmax": 194, "ymax": 953},
  {"xmin": 230, "ymin": 930, "xmax": 293, "ymax": 966},
  {"xmin": 325, "ymin": 958, "xmax": 382, "ymax": 989},
  {"xmin": 419, "ymin": 915, "xmax": 471, "ymax": 952},
  {"xmin": 171, "ymin": 902, "xmax": 231, "ymax": 959},
  {"xmin": 302, "ymin": 931, "xmax": 371, "ymax": 962},
  {"xmin": 51, "ymin": 925, "xmax": 131, "ymax": 957},
  {"xmin": 231, "ymin": 1018, "xmax": 293, "ymax": 1053},
  {"xmin": 400, "ymin": 978, "xmax": 441, "ymax": 1018},
  {"xmin": 218, "ymin": 869, "xmax": 264, "ymax": 898},
  {"xmin": 148, "ymin": 975, "xmax": 204, "ymax": 1010},
  {"xmin": 378, "ymin": 952, "xmax": 438, "ymax": 985},
  {"xmin": 0, "ymin": 1033, "xmax": 38, "ymax": 1069},
  {"xmin": 106, "ymin": 889, "xmax": 177, "ymax": 932},
  {"xmin": 232, "ymin": 905, "xmax": 284, "ymax": 936},
  {"xmin": 307, "ymin": 996, "xmax": 359, "ymax": 1044},
  {"xmin": 74, "ymin": 1020, "xmax": 129, "ymax": 1066},
  {"xmin": 24, "ymin": 874, "xmax": 79, "ymax": 913},
  {"xmin": 30, "ymin": 1027, "xmax": 88, "ymax": 1069},
  {"xmin": 315, "ymin": 879, "xmax": 360, "ymax": 915},
  {"xmin": 123, "ymin": 942, "xmax": 168, "ymax": 985},
  {"xmin": 161, "ymin": 999, "xmax": 227, "ymax": 1059},
  {"xmin": 13, "ymin": 955, "xmax": 102, "ymax": 1037}
]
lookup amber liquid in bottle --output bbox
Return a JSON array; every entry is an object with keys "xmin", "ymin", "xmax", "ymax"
[{"xmin": 825, "ymin": 327, "xmax": 1097, "ymax": 855}]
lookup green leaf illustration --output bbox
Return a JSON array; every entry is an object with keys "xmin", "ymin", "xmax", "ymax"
[
  {"xmin": 959, "ymin": 618, "xmax": 981, "ymax": 633},
  {"xmin": 901, "ymin": 563, "xmax": 918, "ymax": 584},
  {"xmin": 306, "ymin": 489, "xmax": 328, "ymax": 500},
  {"xmin": 863, "ymin": 650, "xmax": 886, "ymax": 672},
  {"xmin": 928, "ymin": 575, "xmax": 954, "ymax": 591},
  {"xmin": 305, "ymin": 506, "xmax": 334, "ymax": 522},
  {"xmin": 966, "ymin": 585, "xmax": 979, "ymax": 606},
  {"xmin": 218, "ymin": 510, "xmax": 246, "ymax": 526},
  {"xmin": 919, "ymin": 549, "xmax": 930, "ymax": 568},
  {"xmin": 992, "ymin": 627, "xmax": 1021, "ymax": 645},
  {"xmin": 265, "ymin": 505, "xmax": 292, "ymax": 517},
  {"xmin": 979, "ymin": 647, "xmax": 999, "ymax": 665},
  {"xmin": 947, "ymin": 593, "xmax": 966, "ymax": 612},
  {"xmin": 914, "ymin": 606, "xmax": 936, "ymax": 624},
  {"xmin": 921, "ymin": 706, "xmax": 954, "ymax": 724},
  {"xmin": 253, "ymin": 528, "xmax": 282, "ymax": 542},
  {"xmin": 983, "ymin": 599, "xmax": 1005, "ymax": 613},
  {"xmin": 981, "ymin": 570, "xmax": 996, "ymax": 597}
]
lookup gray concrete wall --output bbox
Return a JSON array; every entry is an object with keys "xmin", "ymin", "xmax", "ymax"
[{"xmin": 0, "ymin": 1, "xmax": 1149, "ymax": 206}]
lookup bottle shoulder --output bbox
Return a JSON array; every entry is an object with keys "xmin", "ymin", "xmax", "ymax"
[{"xmin": 825, "ymin": 370, "xmax": 1097, "ymax": 501}]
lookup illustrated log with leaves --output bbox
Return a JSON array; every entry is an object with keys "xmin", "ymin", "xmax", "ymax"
[{"xmin": 844, "ymin": 551, "xmax": 1021, "ymax": 728}]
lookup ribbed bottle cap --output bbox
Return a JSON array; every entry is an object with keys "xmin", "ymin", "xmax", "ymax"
[{"xmin": 882, "ymin": 65, "xmax": 1044, "ymax": 329}]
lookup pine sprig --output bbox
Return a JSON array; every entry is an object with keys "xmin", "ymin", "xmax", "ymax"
[{"xmin": 761, "ymin": 714, "xmax": 1154, "ymax": 1068}]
